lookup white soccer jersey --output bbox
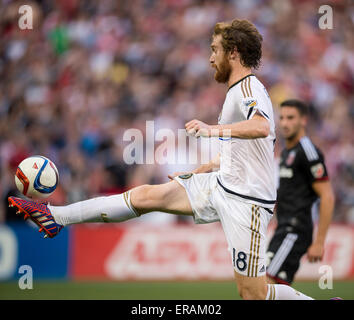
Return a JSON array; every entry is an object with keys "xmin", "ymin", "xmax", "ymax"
[{"xmin": 217, "ymin": 74, "xmax": 276, "ymax": 209}]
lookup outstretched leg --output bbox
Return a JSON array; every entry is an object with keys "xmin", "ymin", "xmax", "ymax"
[
  {"xmin": 51, "ymin": 180, "xmax": 193, "ymax": 225},
  {"xmin": 8, "ymin": 180, "xmax": 193, "ymax": 237}
]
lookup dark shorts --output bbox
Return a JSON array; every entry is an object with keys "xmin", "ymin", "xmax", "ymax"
[{"xmin": 266, "ymin": 228, "xmax": 312, "ymax": 285}]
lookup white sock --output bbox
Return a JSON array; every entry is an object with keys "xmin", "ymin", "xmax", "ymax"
[
  {"xmin": 266, "ymin": 284, "xmax": 314, "ymax": 300},
  {"xmin": 48, "ymin": 191, "xmax": 139, "ymax": 226}
]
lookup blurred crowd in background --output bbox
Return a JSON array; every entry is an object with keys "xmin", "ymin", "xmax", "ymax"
[{"xmin": 0, "ymin": 0, "xmax": 353, "ymax": 224}]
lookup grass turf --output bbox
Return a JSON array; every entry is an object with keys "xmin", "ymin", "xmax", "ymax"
[{"xmin": 0, "ymin": 280, "xmax": 353, "ymax": 300}]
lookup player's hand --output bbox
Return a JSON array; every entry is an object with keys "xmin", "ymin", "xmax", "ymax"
[
  {"xmin": 168, "ymin": 172, "xmax": 191, "ymax": 180},
  {"xmin": 185, "ymin": 119, "xmax": 212, "ymax": 138},
  {"xmin": 306, "ymin": 242, "xmax": 324, "ymax": 263}
]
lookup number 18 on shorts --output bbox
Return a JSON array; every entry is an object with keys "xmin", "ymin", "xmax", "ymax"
[{"xmin": 221, "ymin": 203, "xmax": 273, "ymax": 278}]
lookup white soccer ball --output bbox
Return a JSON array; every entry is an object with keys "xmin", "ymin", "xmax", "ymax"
[{"xmin": 15, "ymin": 156, "xmax": 59, "ymax": 199}]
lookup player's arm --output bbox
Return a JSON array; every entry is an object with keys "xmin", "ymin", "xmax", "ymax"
[
  {"xmin": 185, "ymin": 112, "xmax": 270, "ymax": 139},
  {"xmin": 307, "ymin": 180, "xmax": 335, "ymax": 263},
  {"xmin": 168, "ymin": 153, "xmax": 220, "ymax": 180}
]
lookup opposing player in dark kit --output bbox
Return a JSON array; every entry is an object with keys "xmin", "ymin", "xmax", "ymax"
[{"xmin": 266, "ymin": 99, "xmax": 335, "ymax": 285}]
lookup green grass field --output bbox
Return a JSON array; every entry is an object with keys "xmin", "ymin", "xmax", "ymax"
[{"xmin": 0, "ymin": 280, "xmax": 353, "ymax": 300}]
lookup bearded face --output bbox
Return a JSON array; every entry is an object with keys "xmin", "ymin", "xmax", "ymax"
[
  {"xmin": 210, "ymin": 35, "xmax": 232, "ymax": 84},
  {"xmin": 213, "ymin": 54, "xmax": 232, "ymax": 83}
]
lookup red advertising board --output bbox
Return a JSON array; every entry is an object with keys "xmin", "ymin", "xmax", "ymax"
[{"xmin": 70, "ymin": 223, "xmax": 354, "ymax": 280}]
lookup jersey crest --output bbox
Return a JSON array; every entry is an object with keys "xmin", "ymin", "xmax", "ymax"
[
  {"xmin": 244, "ymin": 98, "xmax": 258, "ymax": 108},
  {"xmin": 243, "ymin": 98, "xmax": 258, "ymax": 120},
  {"xmin": 310, "ymin": 163, "xmax": 325, "ymax": 179},
  {"xmin": 286, "ymin": 150, "xmax": 296, "ymax": 166}
]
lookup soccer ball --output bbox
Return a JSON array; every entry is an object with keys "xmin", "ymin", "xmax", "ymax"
[{"xmin": 15, "ymin": 156, "xmax": 59, "ymax": 199}]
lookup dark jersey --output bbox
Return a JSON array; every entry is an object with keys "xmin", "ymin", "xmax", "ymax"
[{"xmin": 276, "ymin": 136, "xmax": 328, "ymax": 233}]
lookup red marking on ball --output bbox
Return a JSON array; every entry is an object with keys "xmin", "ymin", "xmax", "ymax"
[{"xmin": 16, "ymin": 167, "xmax": 30, "ymax": 195}]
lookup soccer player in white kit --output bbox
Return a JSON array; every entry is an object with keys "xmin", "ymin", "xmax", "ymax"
[{"xmin": 9, "ymin": 19, "xmax": 314, "ymax": 300}]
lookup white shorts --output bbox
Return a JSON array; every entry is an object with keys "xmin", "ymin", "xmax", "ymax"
[{"xmin": 174, "ymin": 172, "xmax": 273, "ymax": 277}]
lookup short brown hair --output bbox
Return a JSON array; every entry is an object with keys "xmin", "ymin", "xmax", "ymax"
[
  {"xmin": 280, "ymin": 99, "xmax": 309, "ymax": 116},
  {"xmin": 213, "ymin": 19, "xmax": 263, "ymax": 69}
]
